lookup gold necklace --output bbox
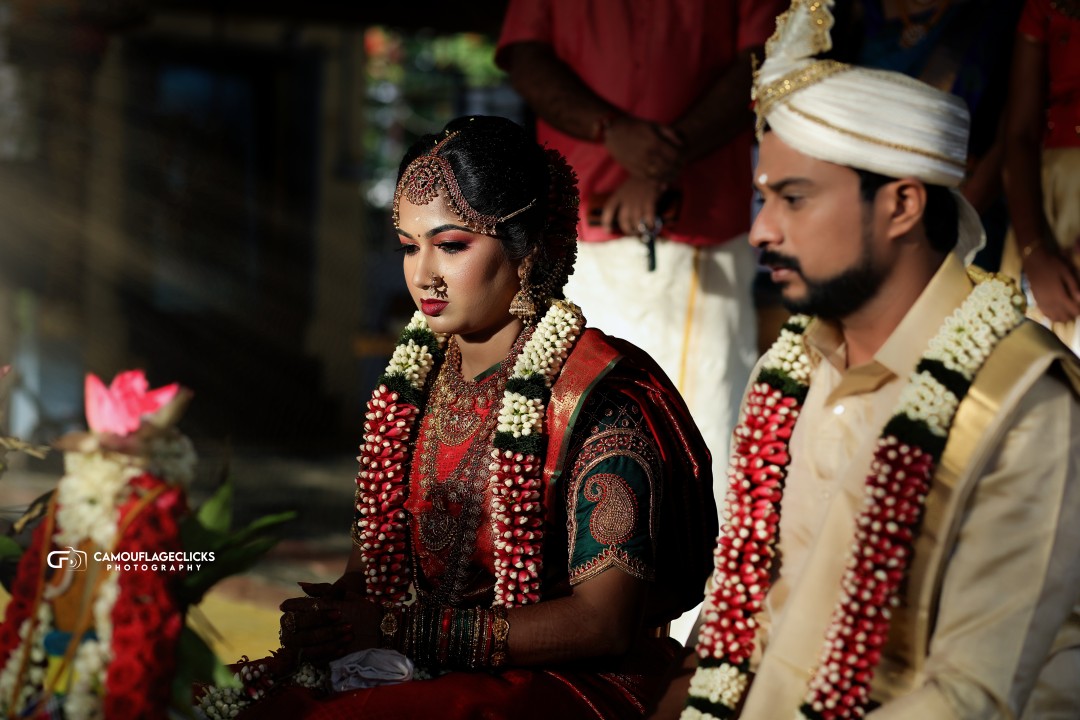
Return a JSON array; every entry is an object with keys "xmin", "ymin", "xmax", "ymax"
[{"xmin": 411, "ymin": 330, "xmax": 530, "ymax": 604}]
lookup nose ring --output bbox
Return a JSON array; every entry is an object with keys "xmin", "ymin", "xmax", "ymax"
[{"xmin": 430, "ymin": 273, "xmax": 448, "ymax": 300}]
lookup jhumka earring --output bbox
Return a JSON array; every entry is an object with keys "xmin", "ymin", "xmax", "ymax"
[
  {"xmin": 509, "ymin": 257, "xmax": 537, "ymax": 322},
  {"xmin": 430, "ymin": 273, "xmax": 448, "ymax": 300}
]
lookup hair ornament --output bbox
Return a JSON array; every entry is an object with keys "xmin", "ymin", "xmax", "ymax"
[{"xmin": 392, "ymin": 130, "xmax": 536, "ymax": 236}]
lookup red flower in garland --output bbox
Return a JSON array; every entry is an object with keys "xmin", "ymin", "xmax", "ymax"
[
  {"xmin": 355, "ymin": 386, "xmax": 418, "ymax": 603},
  {"xmin": 0, "ymin": 520, "xmax": 50, "ymax": 668},
  {"xmin": 104, "ymin": 474, "xmax": 187, "ymax": 719},
  {"xmin": 489, "ymin": 449, "xmax": 545, "ymax": 606},
  {"xmin": 698, "ymin": 383, "xmax": 800, "ymax": 668}
]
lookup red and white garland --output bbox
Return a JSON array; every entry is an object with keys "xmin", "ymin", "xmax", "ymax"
[
  {"xmin": 0, "ymin": 383, "xmax": 195, "ymax": 720},
  {"xmin": 490, "ymin": 300, "xmax": 581, "ymax": 606},
  {"xmin": 354, "ymin": 300, "xmax": 583, "ymax": 608},
  {"xmin": 354, "ymin": 312, "xmax": 445, "ymax": 602},
  {"xmin": 685, "ymin": 271, "xmax": 1025, "ymax": 719}
]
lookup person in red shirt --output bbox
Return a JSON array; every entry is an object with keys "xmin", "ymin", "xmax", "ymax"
[
  {"xmin": 1002, "ymin": 0, "xmax": 1080, "ymax": 351},
  {"xmin": 496, "ymin": 3, "xmax": 787, "ymax": 590}
]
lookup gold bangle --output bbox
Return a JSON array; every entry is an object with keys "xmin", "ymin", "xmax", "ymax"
[
  {"xmin": 490, "ymin": 606, "xmax": 510, "ymax": 668},
  {"xmin": 379, "ymin": 606, "xmax": 400, "ymax": 649}
]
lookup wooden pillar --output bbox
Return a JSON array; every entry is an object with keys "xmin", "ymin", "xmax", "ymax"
[
  {"xmin": 305, "ymin": 28, "xmax": 368, "ymax": 433},
  {"xmin": 82, "ymin": 38, "xmax": 128, "ymax": 376}
]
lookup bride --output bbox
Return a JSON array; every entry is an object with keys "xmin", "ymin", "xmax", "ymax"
[{"xmin": 238, "ymin": 115, "xmax": 717, "ymax": 719}]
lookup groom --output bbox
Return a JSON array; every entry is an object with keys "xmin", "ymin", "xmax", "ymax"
[{"xmin": 651, "ymin": 1, "xmax": 1080, "ymax": 718}]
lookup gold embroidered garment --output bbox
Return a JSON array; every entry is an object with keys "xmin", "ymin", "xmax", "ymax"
[{"xmin": 403, "ymin": 343, "xmax": 660, "ymax": 608}]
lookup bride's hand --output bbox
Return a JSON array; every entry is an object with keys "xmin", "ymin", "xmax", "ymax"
[
  {"xmin": 294, "ymin": 568, "xmax": 367, "ymax": 600},
  {"xmin": 278, "ymin": 594, "xmax": 381, "ymax": 662}
]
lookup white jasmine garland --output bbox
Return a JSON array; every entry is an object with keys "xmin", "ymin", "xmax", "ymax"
[
  {"xmin": 358, "ymin": 299, "xmax": 585, "ymax": 610},
  {"xmin": 0, "ymin": 604, "xmax": 51, "ymax": 715},
  {"xmin": 383, "ymin": 312, "xmax": 447, "ymax": 391},
  {"xmin": 925, "ymin": 278, "xmax": 1025, "ymax": 378},
  {"xmin": 65, "ymin": 639, "xmax": 107, "ymax": 720},
  {"xmin": 688, "ymin": 663, "xmax": 749, "ymax": 709},
  {"xmin": 496, "ymin": 392, "xmax": 544, "ymax": 437},
  {"xmin": 896, "ymin": 371, "xmax": 959, "ymax": 436},
  {"xmin": 762, "ymin": 315, "xmax": 812, "ymax": 383},
  {"xmin": 496, "ymin": 300, "xmax": 583, "ymax": 443},
  {"xmin": 55, "ymin": 451, "xmax": 142, "ymax": 549},
  {"xmin": 386, "ymin": 341, "xmax": 432, "ymax": 387},
  {"xmin": 93, "ymin": 572, "xmax": 120, "ymax": 658},
  {"xmin": 687, "ymin": 271, "xmax": 1026, "ymax": 719},
  {"xmin": 47, "ymin": 571, "xmax": 122, "ymax": 720},
  {"xmin": 681, "ymin": 706, "xmax": 725, "ymax": 720},
  {"xmin": 293, "ymin": 663, "xmax": 328, "ymax": 689},
  {"xmin": 0, "ymin": 623, "xmax": 27, "ymax": 711},
  {"xmin": 510, "ymin": 301, "xmax": 581, "ymax": 385},
  {"xmin": 196, "ymin": 685, "xmax": 247, "ymax": 720},
  {"xmin": 5, "ymin": 407, "xmax": 196, "ymax": 717}
]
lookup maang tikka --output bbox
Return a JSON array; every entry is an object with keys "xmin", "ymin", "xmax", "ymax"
[{"xmin": 392, "ymin": 130, "xmax": 535, "ymax": 236}]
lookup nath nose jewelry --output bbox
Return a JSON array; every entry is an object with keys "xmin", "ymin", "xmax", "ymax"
[{"xmin": 430, "ymin": 273, "xmax": 448, "ymax": 300}]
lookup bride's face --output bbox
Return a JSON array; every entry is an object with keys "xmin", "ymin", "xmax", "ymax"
[{"xmin": 396, "ymin": 192, "xmax": 523, "ymax": 341}]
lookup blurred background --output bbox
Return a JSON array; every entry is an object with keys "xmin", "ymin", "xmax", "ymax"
[{"xmin": 0, "ymin": 0, "xmax": 521, "ymax": 662}]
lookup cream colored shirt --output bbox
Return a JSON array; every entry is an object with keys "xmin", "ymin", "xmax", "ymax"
[{"xmin": 741, "ymin": 254, "xmax": 1080, "ymax": 719}]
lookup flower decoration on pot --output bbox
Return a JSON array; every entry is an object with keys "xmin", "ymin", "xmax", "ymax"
[{"xmin": 0, "ymin": 368, "xmax": 294, "ymax": 719}]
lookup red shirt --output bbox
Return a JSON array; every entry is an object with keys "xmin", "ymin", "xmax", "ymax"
[
  {"xmin": 496, "ymin": 0, "xmax": 785, "ymax": 246},
  {"xmin": 1018, "ymin": 0, "xmax": 1080, "ymax": 148}
]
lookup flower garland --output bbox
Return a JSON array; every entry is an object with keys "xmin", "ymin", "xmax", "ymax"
[
  {"xmin": 195, "ymin": 659, "xmax": 330, "ymax": 719},
  {"xmin": 0, "ymin": 372, "xmax": 195, "ymax": 720},
  {"xmin": 0, "ymin": 594, "xmax": 52, "ymax": 714},
  {"xmin": 490, "ymin": 300, "xmax": 581, "ymax": 606},
  {"xmin": 355, "ymin": 300, "xmax": 583, "ymax": 608},
  {"xmin": 354, "ymin": 312, "xmax": 447, "ymax": 603},
  {"xmin": 194, "ymin": 304, "xmax": 586, "ymax": 720},
  {"xmin": 0, "ymin": 449, "xmax": 193, "ymax": 719},
  {"xmin": 684, "ymin": 271, "xmax": 1026, "ymax": 720}
]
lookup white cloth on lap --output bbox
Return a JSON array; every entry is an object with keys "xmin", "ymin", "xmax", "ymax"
[{"xmin": 328, "ymin": 649, "xmax": 413, "ymax": 691}]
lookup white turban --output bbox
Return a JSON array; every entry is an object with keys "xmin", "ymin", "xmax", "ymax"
[{"xmin": 753, "ymin": 0, "xmax": 984, "ymax": 261}]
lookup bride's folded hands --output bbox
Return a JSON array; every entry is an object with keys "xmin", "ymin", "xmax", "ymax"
[{"xmin": 278, "ymin": 592, "xmax": 381, "ymax": 662}]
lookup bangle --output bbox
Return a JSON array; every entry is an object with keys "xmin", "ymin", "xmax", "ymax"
[
  {"xmin": 379, "ymin": 606, "xmax": 401, "ymax": 649},
  {"xmin": 592, "ymin": 110, "xmax": 620, "ymax": 143},
  {"xmin": 490, "ymin": 606, "xmax": 510, "ymax": 668},
  {"xmin": 399, "ymin": 603, "xmax": 512, "ymax": 671}
]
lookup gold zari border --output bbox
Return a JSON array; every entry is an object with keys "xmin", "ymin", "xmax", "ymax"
[
  {"xmin": 754, "ymin": 60, "xmax": 852, "ymax": 134},
  {"xmin": 765, "ymin": 0, "xmax": 834, "ymax": 60},
  {"xmin": 783, "ymin": 104, "xmax": 967, "ymax": 170}
]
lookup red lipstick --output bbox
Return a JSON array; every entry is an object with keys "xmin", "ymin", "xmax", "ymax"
[{"xmin": 421, "ymin": 299, "xmax": 449, "ymax": 316}]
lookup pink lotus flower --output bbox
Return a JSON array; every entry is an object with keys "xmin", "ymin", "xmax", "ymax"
[{"xmin": 85, "ymin": 370, "xmax": 181, "ymax": 436}]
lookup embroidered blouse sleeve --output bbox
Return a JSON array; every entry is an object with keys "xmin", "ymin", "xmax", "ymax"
[{"xmin": 562, "ymin": 389, "xmax": 660, "ymax": 586}]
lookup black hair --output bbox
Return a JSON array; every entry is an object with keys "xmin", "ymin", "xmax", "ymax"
[
  {"xmin": 397, "ymin": 116, "xmax": 550, "ymax": 262},
  {"xmin": 854, "ymin": 168, "xmax": 958, "ymax": 255}
]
